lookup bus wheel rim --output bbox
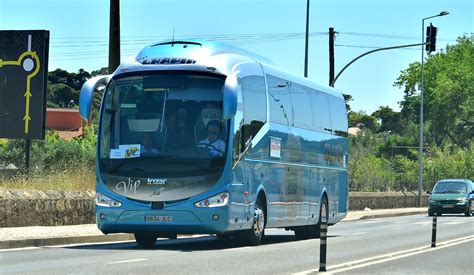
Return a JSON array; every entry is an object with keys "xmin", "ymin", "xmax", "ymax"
[{"xmin": 254, "ymin": 206, "xmax": 264, "ymax": 236}]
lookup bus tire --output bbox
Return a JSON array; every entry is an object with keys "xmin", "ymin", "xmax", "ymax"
[
  {"xmin": 134, "ymin": 232, "xmax": 157, "ymax": 248},
  {"xmin": 312, "ymin": 195, "xmax": 328, "ymax": 238},
  {"xmin": 238, "ymin": 198, "xmax": 266, "ymax": 246}
]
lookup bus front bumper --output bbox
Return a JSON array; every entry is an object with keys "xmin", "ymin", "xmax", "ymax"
[{"xmin": 96, "ymin": 207, "xmax": 235, "ymax": 235}]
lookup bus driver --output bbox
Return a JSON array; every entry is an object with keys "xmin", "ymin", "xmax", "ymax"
[{"xmin": 197, "ymin": 120, "xmax": 225, "ymax": 157}]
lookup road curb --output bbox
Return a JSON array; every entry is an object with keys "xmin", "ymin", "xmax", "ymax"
[
  {"xmin": 342, "ymin": 210, "xmax": 427, "ymax": 222},
  {"xmin": 359, "ymin": 210, "xmax": 427, "ymax": 220},
  {"xmin": 0, "ymin": 233, "xmax": 135, "ymax": 249}
]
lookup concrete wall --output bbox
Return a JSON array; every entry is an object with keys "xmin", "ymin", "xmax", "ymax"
[
  {"xmin": 0, "ymin": 190, "xmax": 429, "ymax": 227},
  {"xmin": 349, "ymin": 192, "xmax": 428, "ymax": 210},
  {"xmin": 0, "ymin": 190, "xmax": 95, "ymax": 227}
]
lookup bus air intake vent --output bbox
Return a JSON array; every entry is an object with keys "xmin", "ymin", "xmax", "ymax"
[{"xmin": 151, "ymin": 201, "xmax": 164, "ymax": 209}]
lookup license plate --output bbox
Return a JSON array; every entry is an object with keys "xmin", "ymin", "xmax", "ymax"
[
  {"xmin": 442, "ymin": 205, "xmax": 454, "ymax": 208},
  {"xmin": 144, "ymin": 215, "xmax": 172, "ymax": 222}
]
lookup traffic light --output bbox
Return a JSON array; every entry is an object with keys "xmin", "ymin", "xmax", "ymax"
[{"xmin": 425, "ymin": 23, "xmax": 438, "ymax": 53}]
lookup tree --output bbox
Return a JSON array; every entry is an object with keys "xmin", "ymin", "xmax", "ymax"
[
  {"xmin": 342, "ymin": 93, "xmax": 353, "ymax": 111},
  {"xmin": 394, "ymin": 35, "xmax": 473, "ymax": 148},
  {"xmin": 91, "ymin": 67, "xmax": 109, "ymax": 77},
  {"xmin": 48, "ymin": 68, "xmax": 91, "ymax": 91},
  {"xmin": 371, "ymin": 105, "xmax": 413, "ymax": 136},
  {"xmin": 348, "ymin": 110, "xmax": 379, "ymax": 131},
  {"xmin": 47, "ymin": 83, "xmax": 78, "ymax": 108}
]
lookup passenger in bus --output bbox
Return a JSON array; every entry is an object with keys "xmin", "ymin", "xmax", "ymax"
[
  {"xmin": 166, "ymin": 108, "xmax": 193, "ymax": 149},
  {"xmin": 140, "ymin": 132, "xmax": 159, "ymax": 154},
  {"xmin": 136, "ymin": 92, "xmax": 161, "ymax": 118},
  {"xmin": 197, "ymin": 120, "xmax": 225, "ymax": 157}
]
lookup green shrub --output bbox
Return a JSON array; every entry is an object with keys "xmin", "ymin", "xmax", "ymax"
[{"xmin": 0, "ymin": 126, "xmax": 97, "ymax": 191}]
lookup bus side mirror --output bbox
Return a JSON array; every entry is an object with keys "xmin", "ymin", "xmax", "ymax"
[
  {"xmin": 223, "ymin": 74, "xmax": 237, "ymax": 120},
  {"xmin": 79, "ymin": 75, "xmax": 110, "ymax": 122}
]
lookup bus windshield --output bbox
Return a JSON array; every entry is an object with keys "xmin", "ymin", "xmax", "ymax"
[{"xmin": 99, "ymin": 73, "xmax": 227, "ymax": 182}]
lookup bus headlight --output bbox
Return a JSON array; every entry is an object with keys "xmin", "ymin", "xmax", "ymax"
[
  {"xmin": 95, "ymin": 192, "xmax": 122, "ymax": 208},
  {"xmin": 195, "ymin": 192, "xmax": 229, "ymax": 208}
]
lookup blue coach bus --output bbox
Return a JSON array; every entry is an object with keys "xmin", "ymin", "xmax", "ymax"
[{"xmin": 79, "ymin": 41, "xmax": 348, "ymax": 247}]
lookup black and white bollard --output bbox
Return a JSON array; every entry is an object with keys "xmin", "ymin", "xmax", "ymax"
[
  {"xmin": 431, "ymin": 214, "xmax": 437, "ymax": 247},
  {"xmin": 319, "ymin": 219, "xmax": 328, "ymax": 272}
]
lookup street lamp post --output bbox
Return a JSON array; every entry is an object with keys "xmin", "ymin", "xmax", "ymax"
[{"xmin": 418, "ymin": 11, "xmax": 449, "ymax": 207}]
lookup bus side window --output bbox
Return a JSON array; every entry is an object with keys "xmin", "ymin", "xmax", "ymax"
[
  {"xmin": 290, "ymin": 83, "xmax": 313, "ymax": 129},
  {"xmin": 233, "ymin": 84, "xmax": 244, "ymax": 165},
  {"xmin": 267, "ymin": 74, "xmax": 292, "ymax": 126},
  {"xmin": 241, "ymin": 75, "xmax": 267, "ymax": 143},
  {"xmin": 310, "ymin": 90, "xmax": 331, "ymax": 133},
  {"xmin": 328, "ymin": 96, "xmax": 348, "ymax": 137}
]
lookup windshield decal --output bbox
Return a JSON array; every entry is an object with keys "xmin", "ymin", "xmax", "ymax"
[{"xmin": 110, "ymin": 144, "xmax": 141, "ymax": 159}]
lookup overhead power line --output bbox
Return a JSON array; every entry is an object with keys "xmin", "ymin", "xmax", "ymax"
[
  {"xmin": 338, "ymin": 31, "xmax": 457, "ymax": 42},
  {"xmin": 48, "ymin": 31, "xmax": 457, "ymax": 62}
]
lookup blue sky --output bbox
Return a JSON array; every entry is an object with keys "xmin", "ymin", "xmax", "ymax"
[{"xmin": 1, "ymin": 0, "xmax": 472, "ymax": 113}]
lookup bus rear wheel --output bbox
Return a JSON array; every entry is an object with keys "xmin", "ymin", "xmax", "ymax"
[{"xmin": 134, "ymin": 232, "xmax": 157, "ymax": 248}]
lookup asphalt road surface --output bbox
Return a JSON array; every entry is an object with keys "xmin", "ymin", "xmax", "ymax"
[{"xmin": 1, "ymin": 214, "xmax": 473, "ymax": 274}]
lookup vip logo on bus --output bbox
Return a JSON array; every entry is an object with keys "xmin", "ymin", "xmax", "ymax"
[{"xmin": 116, "ymin": 178, "xmax": 141, "ymax": 195}]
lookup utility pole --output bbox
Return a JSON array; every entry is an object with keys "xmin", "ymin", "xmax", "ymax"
[
  {"xmin": 109, "ymin": 0, "xmax": 120, "ymax": 73},
  {"xmin": 304, "ymin": 0, "xmax": 310, "ymax": 78},
  {"xmin": 329, "ymin": 27, "xmax": 335, "ymax": 87}
]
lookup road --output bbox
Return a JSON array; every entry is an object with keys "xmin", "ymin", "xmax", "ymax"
[{"xmin": 1, "ymin": 214, "xmax": 472, "ymax": 274}]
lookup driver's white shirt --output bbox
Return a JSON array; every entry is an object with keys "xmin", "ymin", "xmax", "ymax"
[{"xmin": 198, "ymin": 138, "xmax": 226, "ymax": 154}]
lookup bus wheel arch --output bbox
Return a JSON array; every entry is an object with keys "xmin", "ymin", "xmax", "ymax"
[
  {"xmin": 313, "ymin": 193, "xmax": 329, "ymax": 238},
  {"xmin": 238, "ymin": 190, "xmax": 267, "ymax": 246}
]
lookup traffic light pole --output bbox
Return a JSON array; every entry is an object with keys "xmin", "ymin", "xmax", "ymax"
[
  {"xmin": 418, "ymin": 19, "xmax": 426, "ymax": 208},
  {"xmin": 330, "ymin": 42, "xmax": 427, "ymax": 87}
]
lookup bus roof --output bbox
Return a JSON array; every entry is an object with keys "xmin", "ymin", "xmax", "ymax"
[
  {"xmin": 115, "ymin": 40, "xmax": 344, "ymax": 99},
  {"xmin": 135, "ymin": 40, "xmax": 273, "ymax": 66}
]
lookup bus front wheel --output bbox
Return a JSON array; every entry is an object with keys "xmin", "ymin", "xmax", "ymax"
[
  {"xmin": 238, "ymin": 198, "xmax": 265, "ymax": 246},
  {"xmin": 134, "ymin": 232, "xmax": 157, "ymax": 248}
]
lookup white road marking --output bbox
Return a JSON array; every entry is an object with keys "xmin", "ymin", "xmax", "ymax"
[
  {"xmin": 359, "ymin": 220, "xmax": 381, "ymax": 224},
  {"xmin": 106, "ymin": 258, "xmax": 148, "ymax": 264},
  {"xmin": 413, "ymin": 221, "xmax": 431, "ymax": 225},
  {"xmin": 391, "ymin": 227, "xmax": 404, "ymax": 230},
  {"xmin": 353, "ymin": 232, "xmax": 368, "ymax": 235},
  {"xmin": 0, "ymin": 246, "xmax": 41, "ymax": 253},
  {"xmin": 444, "ymin": 221, "xmax": 465, "ymax": 225},
  {"xmin": 295, "ymin": 235, "xmax": 474, "ymax": 275}
]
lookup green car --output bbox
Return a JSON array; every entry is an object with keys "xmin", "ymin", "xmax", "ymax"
[{"xmin": 427, "ymin": 179, "xmax": 474, "ymax": 217}]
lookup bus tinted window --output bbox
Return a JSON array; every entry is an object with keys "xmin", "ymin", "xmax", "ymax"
[
  {"xmin": 290, "ymin": 83, "xmax": 313, "ymax": 129},
  {"xmin": 310, "ymin": 90, "xmax": 331, "ymax": 132},
  {"xmin": 241, "ymin": 75, "xmax": 266, "ymax": 142},
  {"xmin": 328, "ymin": 96, "xmax": 348, "ymax": 137},
  {"xmin": 267, "ymin": 75, "xmax": 292, "ymax": 125}
]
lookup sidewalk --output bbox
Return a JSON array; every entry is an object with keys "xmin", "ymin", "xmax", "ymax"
[{"xmin": 0, "ymin": 208, "xmax": 427, "ymax": 249}]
